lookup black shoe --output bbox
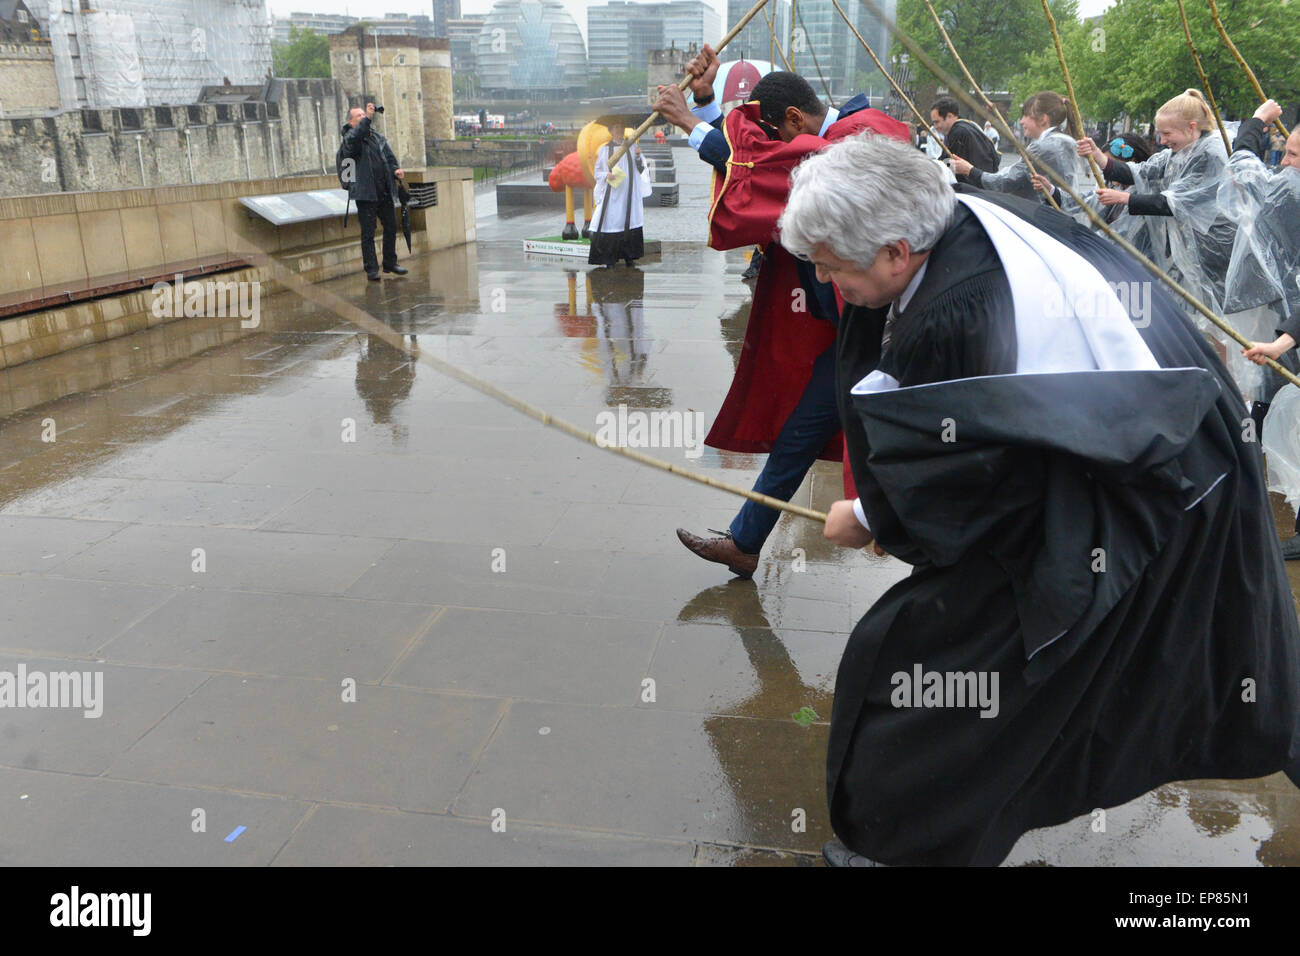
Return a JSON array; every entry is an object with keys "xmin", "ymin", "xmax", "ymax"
[
  {"xmin": 822, "ymin": 840, "xmax": 887, "ymax": 867},
  {"xmin": 366, "ymin": 272, "xmax": 380, "ymax": 281},
  {"xmin": 383, "ymin": 265, "xmax": 408, "ymax": 275},
  {"xmin": 1281, "ymin": 535, "xmax": 1300, "ymax": 560},
  {"xmin": 742, "ymin": 252, "xmax": 763, "ymax": 280}
]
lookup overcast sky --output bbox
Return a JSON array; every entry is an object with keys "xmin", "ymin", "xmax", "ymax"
[{"xmin": 268, "ymin": 0, "xmax": 1118, "ymax": 43}]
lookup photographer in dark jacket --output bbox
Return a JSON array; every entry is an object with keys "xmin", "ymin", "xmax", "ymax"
[{"xmin": 338, "ymin": 103, "xmax": 407, "ymax": 280}]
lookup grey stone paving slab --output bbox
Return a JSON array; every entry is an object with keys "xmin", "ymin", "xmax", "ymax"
[
  {"xmin": 390, "ymin": 608, "xmax": 659, "ymax": 706},
  {"xmin": 0, "ymin": 516, "xmax": 124, "ymax": 574},
  {"xmin": 643, "ymin": 622, "xmax": 842, "ymax": 721},
  {"xmin": 53, "ymin": 524, "xmax": 395, "ymax": 595},
  {"xmin": 0, "ymin": 767, "xmax": 311, "ymax": 866},
  {"xmin": 454, "ymin": 700, "xmax": 832, "ymax": 851},
  {"xmin": 273, "ymin": 804, "xmax": 694, "ymax": 866},
  {"xmin": 1004, "ymin": 778, "xmax": 1300, "ymax": 866},
  {"xmin": 0, "ymin": 656, "xmax": 208, "ymax": 774},
  {"xmin": 544, "ymin": 501, "xmax": 739, "ymax": 556},
  {"xmin": 261, "ymin": 487, "xmax": 567, "ymax": 546},
  {"xmin": 0, "ymin": 576, "xmax": 172, "ymax": 656},
  {"xmin": 0, "ymin": 475, "xmax": 305, "ymax": 528},
  {"xmin": 101, "ymin": 591, "xmax": 437, "ymax": 681},
  {"xmin": 93, "ymin": 439, "xmax": 267, "ymax": 483},
  {"xmin": 346, "ymin": 540, "xmax": 613, "ymax": 614},
  {"xmin": 106, "ymin": 675, "xmax": 506, "ymax": 812}
]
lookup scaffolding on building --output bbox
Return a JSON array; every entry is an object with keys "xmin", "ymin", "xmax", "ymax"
[{"xmin": 39, "ymin": 0, "xmax": 272, "ymax": 108}]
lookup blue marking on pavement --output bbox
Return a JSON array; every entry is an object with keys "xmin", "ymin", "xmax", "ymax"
[{"xmin": 225, "ymin": 826, "xmax": 247, "ymax": 842}]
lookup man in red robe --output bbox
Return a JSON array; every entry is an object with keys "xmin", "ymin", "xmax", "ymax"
[{"xmin": 652, "ymin": 49, "xmax": 909, "ymax": 578}]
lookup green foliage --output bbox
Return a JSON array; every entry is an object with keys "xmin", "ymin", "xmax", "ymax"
[
  {"xmin": 586, "ymin": 68, "xmax": 647, "ymax": 97},
  {"xmin": 896, "ymin": 0, "xmax": 1081, "ymax": 92},
  {"xmin": 792, "ymin": 705, "xmax": 821, "ymax": 728},
  {"xmin": 273, "ymin": 26, "xmax": 331, "ymax": 79},
  {"xmin": 1011, "ymin": 0, "xmax": 1300, "ymax": 125}
]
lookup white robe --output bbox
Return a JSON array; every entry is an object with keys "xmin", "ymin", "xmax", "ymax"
[{"xmin": 591, "ymin": 143, "xmax": 652, "ymax": 234}]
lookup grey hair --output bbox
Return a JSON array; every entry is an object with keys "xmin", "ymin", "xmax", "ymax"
[{"xmin": 779, "ymin": 133, "xmax": 955, "ymax": 264}]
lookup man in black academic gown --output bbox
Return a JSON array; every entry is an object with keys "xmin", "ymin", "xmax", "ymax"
[{"xmin": 777, "ymin": 134, "xmax": 1300, "ymax": 867}]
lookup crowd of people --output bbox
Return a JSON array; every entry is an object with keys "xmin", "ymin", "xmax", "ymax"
[{"xmin": 649, "ymin": 47, "xmax": 1300, "ymax": 867}]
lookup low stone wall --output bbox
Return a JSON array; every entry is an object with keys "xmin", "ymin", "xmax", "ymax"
[{"xmin": 0, "ymin": 165, "xmax": 475, "ymax": 369}]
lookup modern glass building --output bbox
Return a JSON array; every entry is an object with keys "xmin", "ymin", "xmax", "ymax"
[
  {"xmin": 588, "ymin": 1, "xmax": 720, "ymax": 75},
  {"xmin": 725, "ymin": 0, "xmax": 894, "ymax": 98},
  {"xmin": 475, "ymin": 0, "xmax": 588, "ymax": 97}
]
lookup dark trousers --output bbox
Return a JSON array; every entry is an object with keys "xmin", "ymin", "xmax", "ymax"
[
  {"xmin": 728, "ymin": 344, "xmax": 842, "ymax": 554},
  {"xmin": 356, "ymin": 196, "xmax": 398, "ymax": 275}
]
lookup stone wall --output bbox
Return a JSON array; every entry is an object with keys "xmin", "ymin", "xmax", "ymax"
[
  {"xmin": 328, "ymin": 30, "xmax": 440, "ymax": 171},
  {"xmin": 0, "ymin": 165, "xmax": 476, "ymax": 369},
  {"xmin": 420, "ymin": 38, "xmax": 454, "ymax": 142},
  {"xmin": 0, "ymin": 79, "xmax": 351, "ymax": 198},
  {"xmin": 0, "ymin": 41, "xmax": 59, "ymax": 117}
]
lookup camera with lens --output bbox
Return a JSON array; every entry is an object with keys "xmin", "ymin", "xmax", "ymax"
[{"xmin": 373, "ymin": 105, "xmax": 385, "ymax": 113}]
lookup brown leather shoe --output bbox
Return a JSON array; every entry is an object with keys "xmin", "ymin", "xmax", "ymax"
[{"xmin": 676, "ymin": 527, "xmax": 759, "ymax": 579}]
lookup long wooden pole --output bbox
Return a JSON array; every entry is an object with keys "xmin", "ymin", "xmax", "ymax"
[
  {"xmin": 856, "ymin": 0, "xmax": 1300, "ymax": 390},
  {"xmin": 762, "ymin": 4, "xmax": 794, "ymax": 71},
  {"xmin": 608, "ymin": 0, "xmax": 775, "ymax": 168},
  {"xmin": 1176, "ymin": 0, "xmax": 1232, "ymax": 155},
  {"xmin": 1038, "ymin": 0, "xmax": 1105, "ymax": 188},
  {"xmin": 830, "ymin": 0, "xmax": 952, "ymax": 159},
  {"xmin": 1207, "ymin": 0, "xmax": 1289, "ymax": 137},
  {"xmin": 913, "ymin": 0, "xmax": 1061, "ymax": 210}
]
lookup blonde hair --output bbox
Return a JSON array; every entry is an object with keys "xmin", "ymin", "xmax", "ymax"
[{"xmin": 1156, "ymin": 89, "xmax": 1213, "ymax": 131}]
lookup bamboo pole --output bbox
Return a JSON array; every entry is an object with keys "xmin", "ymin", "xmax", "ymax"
[
  {"xmin": 1176, "ymin": 0, "xmax": 1232, "ymax": 155},
  {"xmin": 1207, "ymin": 0, "xmax": 1289, "ymax": 137},
  {"xmin": 220, "ymin": 240, "xmax": 830, "ymax": 523},
  {"xmin": 763, "ymin": 4, "xmax": 794, "ymax": 71},
  {"xmin": 789, "ymin": 0, "xmax": 797, "ymax": 72},
  {"xmin": 796, "ymin": 1, "xmax": 837, "ymax": 108},
  {"xmin": 1038, "ymin": 0, "xmax": 1105, "ymax": 188},
  {"xmin": 830, "ymin": 0, "xmax": 952, "ymax": 160},
  {"xmin": 913, "ymin": 0, "xmax": 1061, "ymax": 210},
  {"xmin": 856, "ymin": 0, "xmax": 1300, "ymax": 390},
  {"xmin": 608, "ymin": 0, "xmax": 775, "ymax": 168}
]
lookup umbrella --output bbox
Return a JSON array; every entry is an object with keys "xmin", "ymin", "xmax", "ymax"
[{"xmin": 396, "ymin": 181, "xmax": 411, "ymax": 253}]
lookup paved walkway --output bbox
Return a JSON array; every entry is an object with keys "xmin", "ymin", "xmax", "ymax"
[{"xmin": 0, "ymin": 151, "xmax": 1296, "ymax": 865}]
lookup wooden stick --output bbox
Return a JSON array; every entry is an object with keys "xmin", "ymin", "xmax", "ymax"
[
  {"xmin": 221, "ymin": 238, "xmax": 830, "ymax": 523},
  {"xmin": 830, "ymin": 0, "xmax": 953, "ymax": 160},
  {"xmin": 762, "ymin": 3, "xmax": 793, "ymax": 71},
  {"xmin": 914, "ymin": 0, "xmax": 1061, "ymax": 210},
  {"xmin": 795, "ymin": 1, "xmax": 837, "ymax": 108},
  {"xmin": 1038, "ymin": 0, "xmax": 1105, "ymax": 188},
  {"xmin": 789, "ymin": 0, "xmax": 797, "ymax": 72},
  {"xmin": 1176, "ymin": 0, "xmax": 1233, "ymax": 155},
  {"xmin": 1207, "ymin": 0, "xmax": 1289, "ymax": 137},
  {"xmin": 857, "ymin": 0, "xmax": 1300, "ymax": 390},
  {"xmin": 607, "ymin": 0, "xmax": 775, "ymax": 168}
]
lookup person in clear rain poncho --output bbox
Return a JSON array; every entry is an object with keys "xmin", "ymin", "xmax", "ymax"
[
  {"xmin": 1077, "ymin": 90, "xmax": 1235, "ymax": 326},
  {"xmin": 949, "ymin": 92, "xmax": 1086, "ymax": 216},
  {"xmin": 1225, "ymin": 99, "xmax": 1300, "ymax": 556}
]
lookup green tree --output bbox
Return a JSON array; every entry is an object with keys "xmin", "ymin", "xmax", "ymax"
[
  {"xmin": 273, "ymin": 26, "xmax": 331, "ymax": 79},
  {"xmin": 1012, "ymin": 0, "xmax": 1300, "ymax": 127},
  {"xmin": 897, "ymin": 0, "xmax": 1081, "ymax": 92},
  {"xmin": 586, "ymin": 68, "xmax": 647, "ymax": 97}
]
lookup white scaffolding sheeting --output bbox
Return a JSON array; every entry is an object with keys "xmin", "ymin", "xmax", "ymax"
[{"xmin": 39, "ymin": 0, "xmax": 273, "ymax": 109}]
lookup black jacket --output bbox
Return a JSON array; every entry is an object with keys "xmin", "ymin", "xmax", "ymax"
[
  {"xmin": 944, "ymin": 118, "xmax": 1001, "ymax": 177},
  {"xmin": 336, "ymin": 116, "xmax": 399, "ymax": 204}
]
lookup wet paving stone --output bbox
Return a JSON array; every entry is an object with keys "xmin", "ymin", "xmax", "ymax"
[{"xmin": 0, "ymin": 151, "xmax": 1296, "ymax": 865}]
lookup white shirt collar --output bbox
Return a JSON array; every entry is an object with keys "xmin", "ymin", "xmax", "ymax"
[
  {"xmin": 818, "ymin": 107, "xmax": 840, "ymax": 138},
  {"xmin": 897, "ymin": 260, "xmax": 929, "ymax": 313}
]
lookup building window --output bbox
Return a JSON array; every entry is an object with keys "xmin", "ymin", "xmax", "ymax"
[
  {"xmin": 345, "ymin": 53, "xmax": 353, "ymax": 63},
  {"xmin": 17, "ymin": 9, "xmax": 28, "ymax": 22}
]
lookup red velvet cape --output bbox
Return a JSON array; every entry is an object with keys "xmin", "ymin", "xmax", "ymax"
[{"xmin": 703, "ymin": 102, "xmax": 910, "ymax": 475}]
